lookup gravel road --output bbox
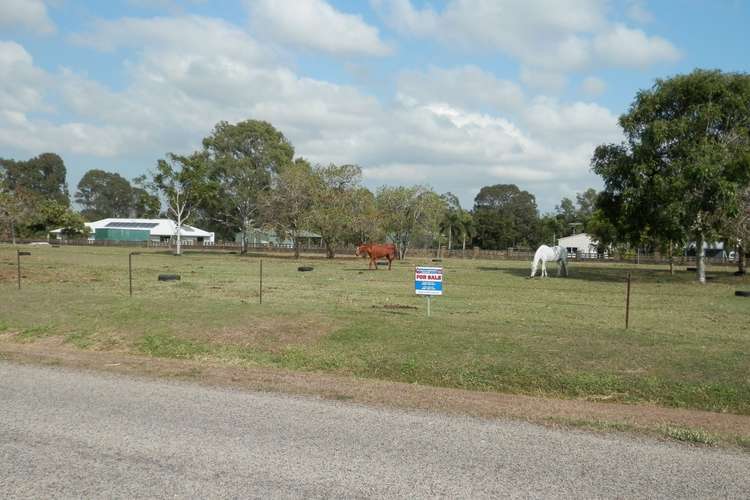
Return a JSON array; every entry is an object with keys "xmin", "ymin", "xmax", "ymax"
[{"xmin": 1, "ymin": 362, "xmax": 748, "ymax": 498}]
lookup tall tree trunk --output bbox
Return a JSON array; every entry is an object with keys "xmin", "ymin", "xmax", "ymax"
[
  {"xmin": 448, "ymin": 226, "xmax": 452, "ymax": 251},
  {"xmin": 325, "ymin": 241, "xmax": 335, "ymax": 259},
  {"xmin": 176, "ymin": 222, "xmax": 182, "ymax": 256},
  {"xmin": 10, "ymin": 219, "xmax": 16, "ymax": 245},
  {"xmin": 462, "ymin": 234, "xmax": 466, "ymax": 258},
  {"xmin": 668, "ymin": 243, "xmax": 674, "ymax": 275},
  {"xmin": 738, "ymin": 243, "xmax": 746, "ymax": 275},
  {"xmin": 294, "ymin": 237, "xmax": 300, "ymax": 260},
  {"xmin": 697, "ymin": 233, "xmax": 706, "ymax": 284}
]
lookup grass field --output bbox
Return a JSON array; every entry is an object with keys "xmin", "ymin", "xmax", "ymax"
[{"xmin": 1, "ymin": 244, "xmax": 749, "ymax": 415}]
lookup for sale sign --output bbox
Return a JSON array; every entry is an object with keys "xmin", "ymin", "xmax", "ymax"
[{"xmin": 415, "ymin": 266, "xmax": 443, "ymax": 295}]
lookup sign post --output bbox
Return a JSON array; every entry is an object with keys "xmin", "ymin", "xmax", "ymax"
[
  {"xmin": 129, "ymin": 252, "xmax": 141, "ymax": 297},
  {"xmin": 17, "ymin": 251, "xmax": 31, "ymax": 290},
  {"xmin": 415, "ymin": 266, "xmax": 443, "ymax": 316}
]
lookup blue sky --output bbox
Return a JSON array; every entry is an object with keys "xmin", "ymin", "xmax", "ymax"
[{"xmin": 1, "ymin": 0, "xmax": 748, "ymax": 211}]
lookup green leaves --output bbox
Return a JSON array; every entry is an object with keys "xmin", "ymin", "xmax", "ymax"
[{"xmin": 593, "ymin": 69, "xmax": 750, "ymax": 250}]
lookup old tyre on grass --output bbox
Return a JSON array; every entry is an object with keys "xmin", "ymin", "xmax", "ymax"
[
  {"xmin": 158, "ymin": 274, "xmax": 181, "ymax": 281},
  {"xmin": 735, "ymin": 290, "xmax": 750, "ymax": 297},
  {"xmin": 298, "ymin": 266, "xmax": 314, "ymax": 272}
]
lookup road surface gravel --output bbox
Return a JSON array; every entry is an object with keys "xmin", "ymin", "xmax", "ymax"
[{"xmin": 1, "ymin": 362, "xmax": 748, "ymax": 498}]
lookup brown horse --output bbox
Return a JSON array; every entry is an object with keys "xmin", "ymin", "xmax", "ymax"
[{"xmin": 355, "ymin": 243, "xmax": 397, "ymax": 270}]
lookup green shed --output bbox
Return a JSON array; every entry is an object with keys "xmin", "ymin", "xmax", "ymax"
[{"xmin": 94, "ymin": 227, "xmax": 150, "ymax": 242}]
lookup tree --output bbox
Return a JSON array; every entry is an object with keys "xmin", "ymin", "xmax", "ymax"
[
  {"xmin": 457, "ymin": 210, "xmax": 476, "ymax": 256},
  {"xmin": 261, "ymin": 158, "xmax": 316, "ymax": 259},
  {"xmin": 28, "ymin": 199, "xmax": 87, "ymax": 238},
  {"xmin": 440, "ymin": 192, "xmax": 463, "ymax": 252},
  {"xmin": 473, "ymin": 184, "xmax": 539, "ymax": 249},
  {"xmin": 152, "ymin": 153, "xmax": 210, "ymax": 255},
  {"xmin": 576, "ymin": 188, "xmax": 599, "ymax": 225},
  {"xmin": 130, "ymin": 177, "xmax": 161, "ymax": 218},
  {"xmin": 376, "ymin": 185, "xmax": 446, "ymax": 259},
  {"xmin": 592, "ymin": 69, "xmax": 750, "ymax": 283},
  {"xmin": 537, "ymin": 213, "xmax": 566, "ymax": 246},
  {"xmin": 202, "ymin": 120, "xmax": 294, "ymax": 253},
  {"xmin": 75, "ymin": 170, "xmax": 136, "ymax": 220},
  {"xmin": 308, "ymin": 164, "xmax": 363, "ymax": 258},
  {"xmin": 0, "ymin": 153, "xmax": 69, "ymax": 206},
  {"xmin": 726, "ymin": 185, "xmax": 750, "ymax": 275},
  {"xmin": 0, "ymin": 184, "xmax": 35, "ymax": 244},
  {"xmin": 555, "ymin": 197, "xmax": 577, "ymax": 225},
  {"xmin": 586, "ymin": 209, "xmax": 620, "ymax": 255},
  {"xmin": 350, "ymin": 187, "xmax": 380, "ymax": 244},
  {"xmin": 551, "ymin": 188, "xmax": 599, "ymax": 237}
]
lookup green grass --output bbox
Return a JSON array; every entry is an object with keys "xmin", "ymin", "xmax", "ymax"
[
  {"xmin": 1, "ymin": 244, "xmax": 749, "ymax": 414},
  {"xmin": 661, "ymin": 426, "xmax": 718, "ymax": 446}
]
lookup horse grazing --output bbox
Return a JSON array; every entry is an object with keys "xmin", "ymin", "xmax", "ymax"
[
  {"xmin": 530, "ymin": 245, "xmax": 568, "ymax": 278},
  {"xmin": 356, "ymin": 243, "xmax": 397, "ymax": 270}
]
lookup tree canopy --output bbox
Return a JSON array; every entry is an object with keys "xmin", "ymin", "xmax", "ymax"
[
  {"xmin": 202, "ymin": 120, "xmax": 295, "ymax": 252},
  {"xmin": 472, "ymin": 184, "xmax": 539, "ymax": 249},
  {"xmin": 0, "ymin": 153, "xmax": 69, "ymax": 206},
  {"xmin": 75, "ymin": 169, "xmax": 159, "ymax": 221},
  {"xmin": 592, "ymin": 69, "xmax": 750, "ymax": 282}
]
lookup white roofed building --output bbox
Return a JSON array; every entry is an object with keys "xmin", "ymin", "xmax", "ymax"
[
  {"xmin": 556, "ymin": 233, "xmax": 601, "ymax": 258},
  {"xmin": 51, "ymin": 218, "xmax": 214, "ymax": 244}
]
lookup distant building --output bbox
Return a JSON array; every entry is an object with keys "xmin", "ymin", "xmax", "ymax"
[
  {"xmin": 556, "ymin": 233, "xmax": 601, "ymax": 258},
  {"xmin": 686, "ymin": 241, "xmax": 728, "ymax": 260},
  {"xmin": 51, "ymin": 218, "xmax": 214, "ymax": 244}
]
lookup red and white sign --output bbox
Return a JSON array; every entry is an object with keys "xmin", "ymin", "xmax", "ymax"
[{"xmin": 415, "ymin": 266, "xmax": 443, "ymax": 296}]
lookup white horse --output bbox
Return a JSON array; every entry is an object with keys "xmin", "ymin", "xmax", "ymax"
[{"xmin": 530, "ymin": 245, "xmax": 568, "ymax": 278}]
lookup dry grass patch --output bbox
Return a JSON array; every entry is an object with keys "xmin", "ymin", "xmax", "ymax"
[{"xmin": 194, "ymin": 316, "xmax": 337, "ymax": 353}]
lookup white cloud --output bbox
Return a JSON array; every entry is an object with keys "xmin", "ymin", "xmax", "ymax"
[
  {"xmin": 522, "ymin": 96, "xmax": 620, "ymax": 146},
  {"xmin": 626, "ymin": 1, "xmax": 654, "ymax": 24},
  {"xmin": 3, "ymin": 14, "xmax": 623, "ymax": 210},
  {"xmin": 373, "ymin": 0, "xmax": 679, "ymax": 71},
  {"xmin": 397, "ymin": 66, "xmax": 524, "ymax": 113},
  {"xmin": 580, "ymin": 76, "xmax": 606, "ymax": 97},
  {"xmin": 0, "ymin": 41, "xmax": 48, "ymax": 113},
  {"xmin": 248, "ymin": 0, "xmax": 392, "ymax": 56},
  {"xmin": 71, "ymin": 15, "xmax": 270, "ymax": 63},
  {"xmin": 593, "ymin": 24, "xmax": 680, "ymax": 68},
  {"xmin": 520, "ymin": 66, "xmax": 568, "ymax": 93},
  {"xmin": 0, "ymin": 0, "xmax": 55, "ymax": 35}
]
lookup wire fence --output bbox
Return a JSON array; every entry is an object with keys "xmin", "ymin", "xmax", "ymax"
[{"xmin": 1, "ymin": 238, "xmax": 741, "ymax": 266}]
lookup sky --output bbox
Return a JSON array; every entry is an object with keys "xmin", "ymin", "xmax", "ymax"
[{"xmin": 1, "ymin": 0, "xmax": 749, "ymax": 211}]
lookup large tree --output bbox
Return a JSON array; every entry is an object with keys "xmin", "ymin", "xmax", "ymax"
[
  {"xmin": 0, "ymin": 153, "xmax": 69, "ymax": 206},
  {"xmin": 592, "ymin": 69, "xmax": 750, "ymax": 283},
  {"xmin": 376, "ymin": 185, "xmax": 446, "ymax": 259},
  {"xmin": 202, "ymin": 120, "xmax": 295, "ymax": 253},
  {"xmin": 152, "ymin": 153, "xmax": 211, "ymax": 255},
  {"xmin": 75, "ymin": 169, "xmax": 157, "ymax": 220},
  {"xmin": 261, "ymin": 158, "xmax": 316, "ymax": 259},
  {"xmin": 0, "ymin": 183, "xmax": 35, "ymax": 244},
  {"xmin": 726, "ymin": 185, "xmax": 750, "ymax": 275},
  {"xmin": 472, "ymin": 184, "xmax": 539, "ymax": 249},
  {"xmin": 308, "ymin": 164, "xmax": 363, "ymax": 259},
  {"xmin": 28, "ymin": 199, "xmax": 87, "ymax": 238}
]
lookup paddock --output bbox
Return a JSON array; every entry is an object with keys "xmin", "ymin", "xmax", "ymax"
[{"xmin": 1, "ymin": 244, "xmax": 748, "ymax": 415}]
